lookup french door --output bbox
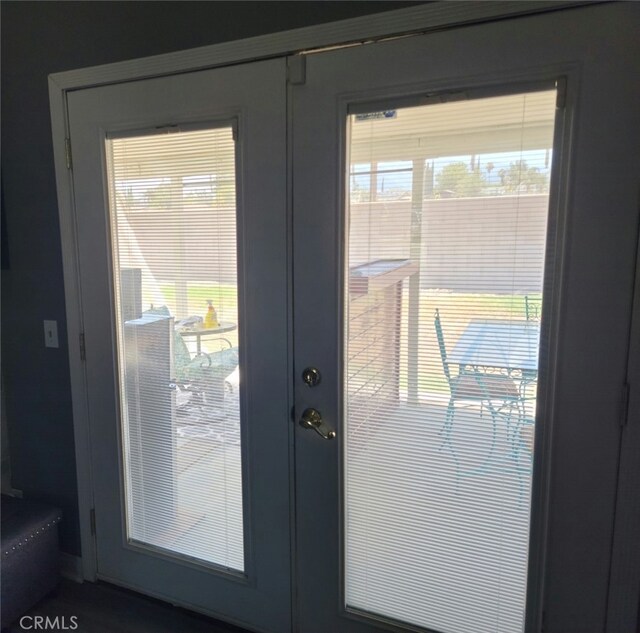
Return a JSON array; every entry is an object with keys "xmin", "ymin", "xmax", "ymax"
[
  {"xmin": 291, "ymin": 8, "xmax": 637, "ymax": 633},
  {"xmin": 61, "ymin": 5, "xmax": 638, "ymax": 633},
  {"xmin": 66, "ymin": 59, "xmax": 292, "ymax": 632}
]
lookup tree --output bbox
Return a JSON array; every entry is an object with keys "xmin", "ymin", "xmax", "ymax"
[
  {"xmin": 434, "ymin": 162, "xmax": 487, "ymax": 198},
  {"xmin": 498, "ymin": 160, "xmax": 548, "ymax": 193}
]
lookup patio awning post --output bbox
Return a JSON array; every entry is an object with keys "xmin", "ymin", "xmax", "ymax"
[
  {"xmin": 172, "ymin": 176, "xmax": 189, "ymax": 317},
  {"xmin": 407, "ymin": 157, "xmax": 426, "ymax": 405}
]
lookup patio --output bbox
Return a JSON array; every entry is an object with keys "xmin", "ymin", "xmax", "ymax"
[{"xmin": 346, "ymin": 401, "xmax": 532, "ymax": 633}]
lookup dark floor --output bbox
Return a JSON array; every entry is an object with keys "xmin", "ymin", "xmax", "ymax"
[{"xmin": 8, "ymin": 579, "xmax": 249, "ymax": 633}]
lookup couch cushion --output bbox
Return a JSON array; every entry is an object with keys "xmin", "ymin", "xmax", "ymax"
[{"xmin": 1, "ymin": 495, "xmax": 62, "ymax": 556}]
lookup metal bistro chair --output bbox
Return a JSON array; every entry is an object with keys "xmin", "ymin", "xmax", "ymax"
[
  {"xmin": 434, "ymin": 309, "xmax": 522, "ymax": 473},
  {"xmin": 524, "ymin": 294, "xmax": 542, "ymax": 321},
  {"xmin": 144, "ymin": 306, "xmax": 239, "ymax": 417},
  {"xmin": 176, "ymin": 335, "xmax": 238, "ymax": 415}
]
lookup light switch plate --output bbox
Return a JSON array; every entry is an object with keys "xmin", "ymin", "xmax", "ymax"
[{"xmin": 44, "ymin": 320, "xmax": 59, "ymax": 348}]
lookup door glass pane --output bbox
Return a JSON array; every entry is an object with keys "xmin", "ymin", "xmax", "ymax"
[
  {"xmin": 106, "ymin": 126, "xmax": 243, "ymax": 571},
  {"xmin": 344, "ymin": 90, "xmax": 556, "ymax": 632}
]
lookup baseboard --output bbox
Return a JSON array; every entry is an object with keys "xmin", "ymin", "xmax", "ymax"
[{"xmin": 60, "ymin": 552, "xmax": 84, "ymax": 583}]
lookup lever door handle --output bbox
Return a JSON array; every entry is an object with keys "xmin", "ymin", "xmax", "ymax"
[{"xmin": 299, "ymin": 408, "xmax": 336, "ymax": 440}]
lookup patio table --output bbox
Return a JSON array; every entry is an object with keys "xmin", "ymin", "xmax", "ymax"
[
  {"xmin": 178, "ymin": 321, "xmax": 236, "ymax": 355},
  {"xmin": 447, "ymin": 319, "xmax": 540, "ymax": 375}
]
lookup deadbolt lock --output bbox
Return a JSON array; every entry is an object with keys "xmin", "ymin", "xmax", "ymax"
[{"xmin": 302, "ymin": 367, "xmax": 321, "ymax": 387}]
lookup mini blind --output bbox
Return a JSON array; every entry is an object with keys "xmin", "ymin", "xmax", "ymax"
[
  {"xmin": 106, "ymin": 125, "xmax": 243, "ymax": 571},
  {"xmin": 344, "ymin": 90, "xmax": 556, "ymax": 633}
]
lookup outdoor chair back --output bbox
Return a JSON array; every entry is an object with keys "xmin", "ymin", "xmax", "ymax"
[
  {"xmin": 434, "ymin": 308, "xmax": 452, "ymax": 385},
  {"xmin": 524, "ymin": 295, "xmax": 542, "ymax": 321}
]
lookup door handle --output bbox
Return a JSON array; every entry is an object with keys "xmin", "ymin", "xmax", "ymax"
[{"xmin": 299, "ymin": 408, "xmax": 336, "ymax": 440}]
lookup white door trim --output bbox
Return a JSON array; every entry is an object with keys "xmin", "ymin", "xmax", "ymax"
[
  {"xmin": 47, "ymin": 0, "xmax": 596, "ymax": 587},
  {"xmin": 50, "ymin": 2, "xmax": 586, "ymax": 90},
  {"xmin": 48, "ymin": 79, "xmax": 98, "ymax": 580}
]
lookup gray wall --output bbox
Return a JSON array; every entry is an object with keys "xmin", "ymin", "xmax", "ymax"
[
  {"xmin": 0, "ymin": 0, "xmax": 418, "ymax": 555},
  {"xmin": 1, "ymin": 376, "xmax": 11, "ymax": 493}
]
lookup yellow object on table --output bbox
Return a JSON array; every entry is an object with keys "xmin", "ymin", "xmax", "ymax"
[{"xmin": 203, "ymin": 300, "xmax": 220, "ymax": 329}]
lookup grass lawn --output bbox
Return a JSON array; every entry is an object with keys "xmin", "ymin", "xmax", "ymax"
[{"xmin": 158, "ymin": 283, "xmax": 238, "ymax": 319}]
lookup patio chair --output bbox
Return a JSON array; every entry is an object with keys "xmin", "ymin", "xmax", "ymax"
[
  {"xmin": 434, "ymin": 309, "xmax": 521, "ymax": 456},
  {"xmin": 143, "ymin": 305, "xmax": 239, "ymax": 415},
  {"xmin": 524, "ymin": 294, "xmax": 542, "ymax": 321},
  {"xmin": 179, "ymin": 343, "xmax": 239, "ymax": 412}
]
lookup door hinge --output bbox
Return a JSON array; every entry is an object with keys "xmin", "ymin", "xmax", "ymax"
[
  {"xmin": 65, "ymin": 137, "xmax": 73, "ymax": 170},
  {"xmin": 89, "ymin": 508, "xmax": 96, "ymax": 535},
  {"xmin": 79, "ymin": 332, "xmax": 86, "ymax": 361},
  {"xmin": 620, "ymin": 382, "xmax": 630, "ymax": 427},
  {"xmin": 287, "ymin": 55, "xmax": 306, "ymax": 85}
]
